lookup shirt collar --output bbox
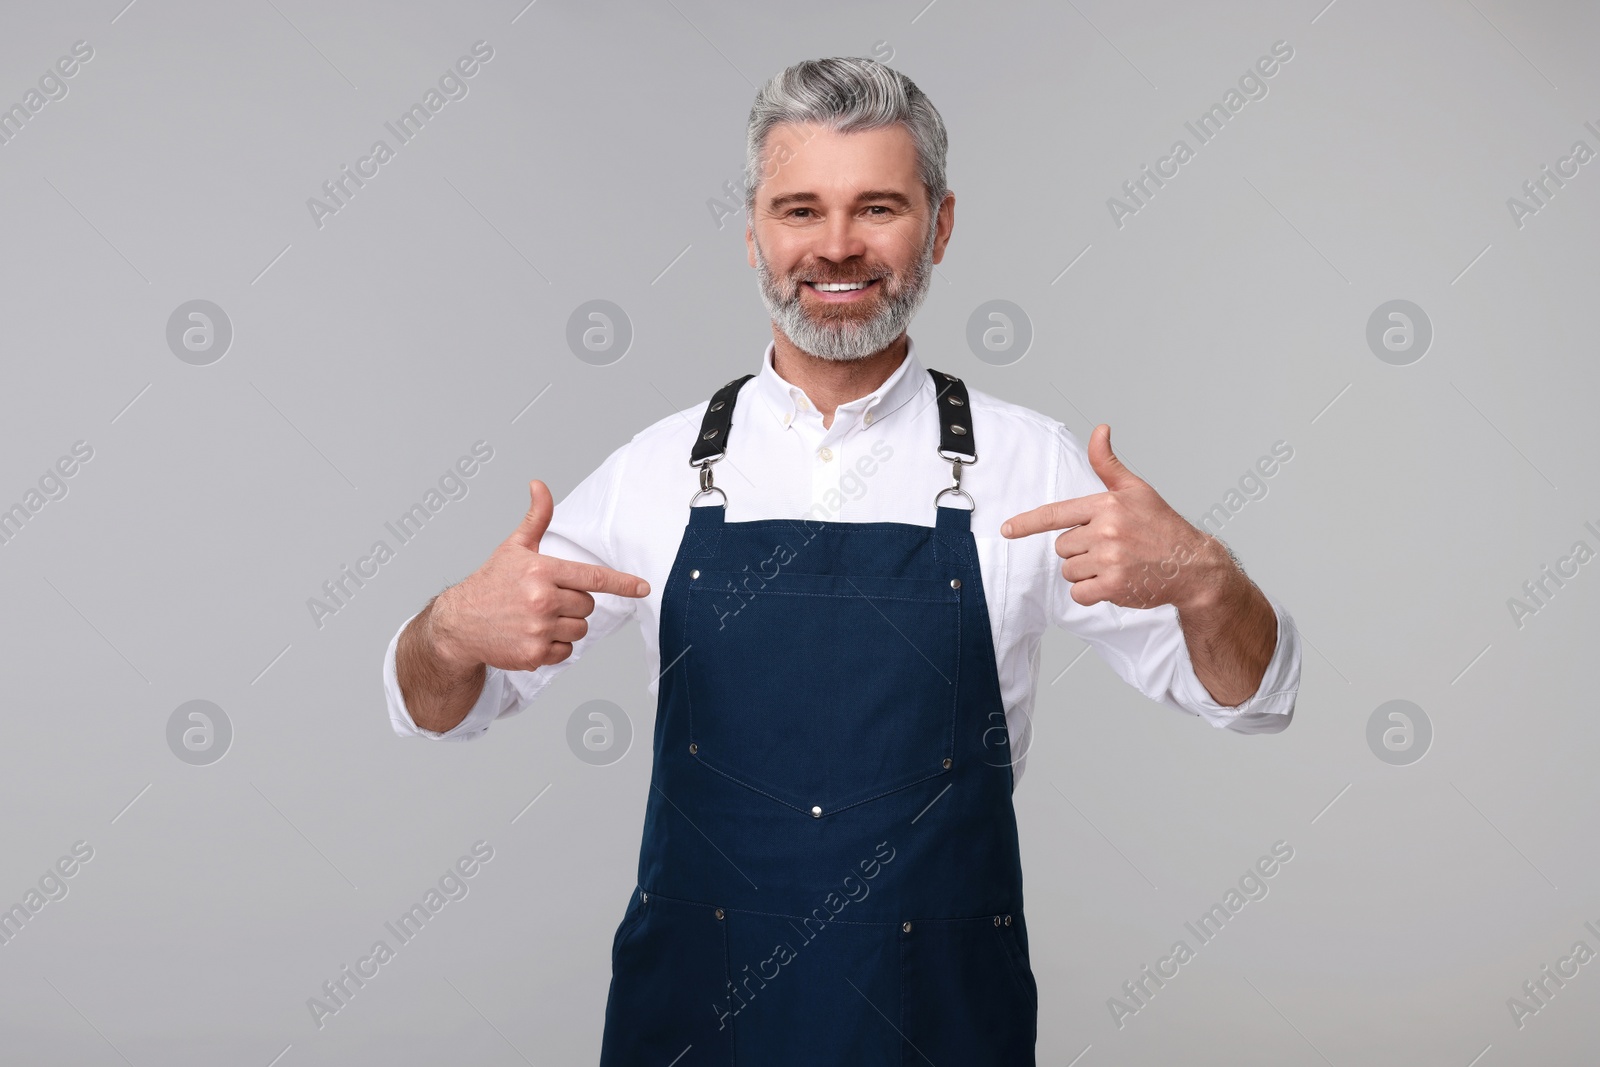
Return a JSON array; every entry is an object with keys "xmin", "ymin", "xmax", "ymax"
[{"xmin": 752, "ymin": 336, "xmax": 927, "ymax": 431}]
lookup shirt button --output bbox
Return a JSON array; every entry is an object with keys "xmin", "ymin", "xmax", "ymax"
[
  {"xmin": 818, "ymin": 447, "xmax": 833, "ymax": 462},
  {"xmin": 863, "ymin": 411, "xmax": 874, "ymax": 426},
  {"xmin": 783, "ymin": 413, "xmax": 792, "ymax": 426}
]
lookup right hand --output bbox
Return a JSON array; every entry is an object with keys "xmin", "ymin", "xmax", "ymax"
[{"xmin": 430, "ymin": 480, "xmax": 650, "ymax": 672}]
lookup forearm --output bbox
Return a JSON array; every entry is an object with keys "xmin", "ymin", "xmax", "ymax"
[
  {"xmin": 1174, "ymin": 545, "xmax": 1278, "ymax": 707},
  {"xmin": 396, "ymin": 594, "xmax": 487, "ymax": 734}
]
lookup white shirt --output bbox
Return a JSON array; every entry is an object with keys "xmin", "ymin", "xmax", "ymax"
[{"xmin": 382, "ymin": 337, "xmax": 1301, "ymax": 786}]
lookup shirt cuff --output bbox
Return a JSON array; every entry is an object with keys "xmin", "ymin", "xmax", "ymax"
[
  {"xmin": 1171, "ymin": 594, "xmax": 1301, "ymax": 733},
  {"xmin": 382, "ymin": 611, "xmax": 512, "ymax": 741}
]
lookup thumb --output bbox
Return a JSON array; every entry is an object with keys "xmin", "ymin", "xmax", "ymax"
[
  {"xmin": 506, "ymin": 479, "xmax": 553, "ymax": 551},
  {"xmin": 1088, "ymin": 424, "xmax": 1139, "ymax": 491}
]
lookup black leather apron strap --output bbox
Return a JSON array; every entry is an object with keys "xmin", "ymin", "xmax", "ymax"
[
  {"xmin": 685, "ymin": 365, "xmax": 977, "ymax": 508},
  {"xmin": 927, "ymin": 368, "xmax": 976, "ymax": 461},
  {"xmin": 690, "ymin": 374, "xmax": 755, "ymax": 466}
]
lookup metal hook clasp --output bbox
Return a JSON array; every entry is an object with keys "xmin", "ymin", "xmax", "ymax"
[
  {"xmin": 689, "ymin": 456, "xmax": 727, "ymax": 507},
  {"xmin": 934, "ymin": 450, "xmax": 976, "ymax": 511}
]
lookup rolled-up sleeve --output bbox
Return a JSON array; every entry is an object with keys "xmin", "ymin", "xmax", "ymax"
[
  {"xmin": 1167, "ymin": 594, "xmax": 1299, "ymax": 732},
  {"xmin": 382, "ymin": 611, "xmax": 546, "ymax": 740},
  {"xmin": 1043, "ymin": 422, "xmax": 1300, "ymax": 733},
  {"xmin": 382, "ymin": 441, "xmax": 636, "ymax": 740}
]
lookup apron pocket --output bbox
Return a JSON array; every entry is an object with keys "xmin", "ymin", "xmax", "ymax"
[
  {"xmin": 682, "ymin": 569, "xmax": 960, "ymax": 815},
  {"xmin": 609, "ymin": 887, "xmax": 649, "ymax": 970},
  {"xmin": 722, "ymin": 909, "xmax": 901, "ymax": 1064},
  {"xmin": 899, "ymin": 914, "xmax": 1037, "ymax": 1066},
  {"xmin": 997, "ymin": 918, "xmax": 1039, "ymax": 1012},
  {"xmin": 599, "ymin": 895, "xmax": 733, "ymax": 1066}
]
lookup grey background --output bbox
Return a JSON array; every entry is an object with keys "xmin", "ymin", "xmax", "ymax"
[{"xmin": 1, "ymin": 0, "xmax": 1595, "ymax": 1063}]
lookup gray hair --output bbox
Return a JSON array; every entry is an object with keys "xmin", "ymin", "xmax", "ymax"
[{"xmin": 743, "ymin": 57, "xmax": 948, "ymax": 222}]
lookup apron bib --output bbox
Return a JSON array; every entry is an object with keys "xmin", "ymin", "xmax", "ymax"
[{"xmin": 599, "ymin": 369, "xmax": 1038, "ymax": 1066}]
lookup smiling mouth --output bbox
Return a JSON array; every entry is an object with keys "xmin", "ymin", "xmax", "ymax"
[{"xmin": 803, "ymin": 278, "xmax": 881, "ymax": 294}]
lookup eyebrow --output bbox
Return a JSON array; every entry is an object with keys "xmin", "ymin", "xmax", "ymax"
[{"xmin": 766, "ymin": 190, "xmax": 915, "ymax": 212}]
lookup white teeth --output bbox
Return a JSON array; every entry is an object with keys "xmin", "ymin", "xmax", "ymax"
[{"xmin": 811, "ymin": 281, "xmax": 870, "ymax": 291}]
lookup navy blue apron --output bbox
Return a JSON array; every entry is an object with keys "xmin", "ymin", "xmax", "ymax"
[{"xmin": 599, "ymin": 368, "xmax": 1038, "ymax": 1065}]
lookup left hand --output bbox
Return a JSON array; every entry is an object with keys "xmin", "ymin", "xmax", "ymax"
[{"xmin": 1001, "ymin": 424, "xmax": 1227, "ymax": 610}]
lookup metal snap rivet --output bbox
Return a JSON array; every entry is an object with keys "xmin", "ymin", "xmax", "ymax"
[
  {"xmin": 710, "ymin": 400, "xmax": 726, "ymax": 411},
  {"xmin": 641, "ymin": 891, "xmax": 648, "ymax": 903},
  {"xmin": 1004, "ymin": 914, "xmax": 1012, "ymax": 926},
  {"xmin": 902, "ymin": 921, "xmax": 913, "ymax": 932},
  {"xmin": 942, "ymin": 757, "xmax": 952, "ymax": 769},
  {"xmin": 993, "ymin": 915, "xmax": 1001, "ymax": 926},
  {"xmin": 948, "ymin": 395, "xmax": 965, "ymax": 406},
  {"xmin": 688, "ymin": 742, "xmax": 698, "ymax": 754},
  {"xmin": 951, "ymin": 424, "xmax": 968, "ymax": 435},
  {"xmin": 950, "ymin": 578, "xmax": 961, "ymax": 589},
  {"xmin": 701, "ymin": 428, "xmax": 719, "ymax": 440},
  {"xmin": 811, "ymin": 805, "xmax": 823, "ymax": 817},
  {"xmin": 690, "ymin": 569, "xmax": 700, "ymax": 579},
  {"xmin": 715, "ymin": 908, "xmax": 725, "ymax": 920}
]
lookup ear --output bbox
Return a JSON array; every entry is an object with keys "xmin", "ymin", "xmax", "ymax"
[
  {"xmin": 746, "ymin": 220, "xmax": 757, "ymax": 269},
  {"xmin": 931, "ymin": 190, "xmax": 955, "ymax": 265}
]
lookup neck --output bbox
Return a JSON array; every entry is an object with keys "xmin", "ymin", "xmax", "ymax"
[{"xmin": 770, "ymin": 331, "xmax": 908, "ymax": 429}]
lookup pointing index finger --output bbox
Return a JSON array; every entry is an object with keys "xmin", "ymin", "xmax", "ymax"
[
  {"xmin": 550, "ymin": 558, "xmax": 650, "ymax": 598},
  {"xmin": 1001, "ymin": 497, "xmax": 1094, "ymax": 538}
]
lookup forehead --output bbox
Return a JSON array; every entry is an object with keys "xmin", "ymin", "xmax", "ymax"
[{"xmin": 757, "ymin": 121, "xmax": 921, "ymax": 201}]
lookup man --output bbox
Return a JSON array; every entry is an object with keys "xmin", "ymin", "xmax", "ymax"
[{"xmin": 384, "ymin": 56, "xmax": 1300, "ymax": 1065}]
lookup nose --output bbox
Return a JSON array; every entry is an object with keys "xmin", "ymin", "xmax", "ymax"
[{"xmin": 810, "ymin": 209, "xmax": 869, "ymax": 267}]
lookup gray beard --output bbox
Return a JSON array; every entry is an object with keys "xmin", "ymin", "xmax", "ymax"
[{"xmin": 753, "ymin": 216, "xmax": 938, "ymax": 362}]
